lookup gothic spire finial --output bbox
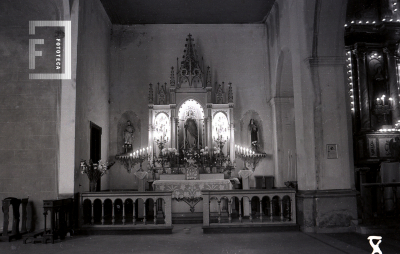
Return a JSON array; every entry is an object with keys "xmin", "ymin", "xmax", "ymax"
[
  {"xmin": 206, "ymin": 66, "xmax": 211, "ymax": 87},
  {"xmin": 228, "ymin": 82, "xmax": 233, "ymax": 103},
  {"xmin": 177, "ymin": 34, "xmax": 204, "ymax": 88},
  {"xmin": 170, "ymin": 66, "xmax": 175, "ymax": 87},
  {"xmin": 148, "ymin": 83, "xmax": 153, "ymax": 104}
]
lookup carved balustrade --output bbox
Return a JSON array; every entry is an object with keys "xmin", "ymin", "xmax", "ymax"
[
  {"xmin": 80, "ymin": 191, "xmax": 173, "ymax": 228},
  {"xmin": 202, "ymin": 189, "xmax": 296, "ymax": 226}
]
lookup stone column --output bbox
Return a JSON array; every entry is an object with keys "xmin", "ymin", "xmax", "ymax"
[
  {"xmin": 229, "ymin": 106, "xmax": 235, "ymax": 162},
  {"xmin": 207, "ymin": 106, "xmax": 213, "ymax": 159},
  {"xmin": 384, "ymin": 44, "xmax": 399, "ymax": 124},
  {"xmin": 148, "ymin": 106, "xmax": 154, "ymax": 161},
  {"xmin": 354, "ymin": 43, "xmax": 371, "ymax": 131},
  {"xmin": 286, "ymin": 0, "xmax": 357, "ymax": 233},
  {"xmin": 174, "ymin": 118, "xmax": 179, "ymax": 151},
  {"xmin": 204, "ymin": 117, "xmax": 208, "ymax": 148},
  {"xmin": 170, "ymin": 115, "xmax": 175, "ymax": 149}
]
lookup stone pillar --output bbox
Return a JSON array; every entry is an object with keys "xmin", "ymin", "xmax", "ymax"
[
  {"xmin": 148, "ymin": 106, "xmax": 154, "ymax": 161},
  {"xmin": 384, "ymin": 44, "xmax": 400, "ymax": 124},
  {"xmin": 270, "ymin": 97, "xmax": 295, "ymax": 187},
  {"xmin": 174, "ymin": 118, "xmax": 179, "ymax": 150},
  {"xmin": 229, "ymin": 106, "xmax": 235, "ymax": 162},
  {"xmin": 354, "ymin": 43, "xmax": 371, "ymax": 131},
  {"xmin": 207, "ymin": 106, "xmax": 213, "ymax": 159},
  {"xmin": 204, "ymin": 117, "xmax": 208, "ymax": 148},
  {"xmin": 287, "ymin": 0, "xmax": 357, "ymax": 233},
  {"xmin": 170, "ymin": 115, "xmax": 175, "ymax": 149}
]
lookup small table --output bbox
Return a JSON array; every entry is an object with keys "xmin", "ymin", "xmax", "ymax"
[{"xmin": 42, "ymin": 198, "xmax": 74, "ymax": 244}]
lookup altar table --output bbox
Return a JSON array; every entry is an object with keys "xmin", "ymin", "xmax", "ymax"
[
  {"xmin": 153, "ymin": 179, "xmax": 232, "ymax": 213},
  {"xmin": 153, "ymin": 179, "xmax": 232, "ymax": 199}
]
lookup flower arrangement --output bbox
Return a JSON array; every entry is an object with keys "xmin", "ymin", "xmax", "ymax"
[
  {"xmin": 200, "ymin": 146, "xmax": 209, "ymax": 155},
  {"xmin": 161, "ymin": 147, "xmax": 178, "ymax": 156},
  {"xmin": 80, "ymin": 159, "xmax": 115, "ymax": 182}
]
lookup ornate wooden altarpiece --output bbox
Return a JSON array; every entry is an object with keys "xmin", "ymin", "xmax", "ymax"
[{"xmin": 147, "ymin": 34, "xmax": 235, "ymax": 168}]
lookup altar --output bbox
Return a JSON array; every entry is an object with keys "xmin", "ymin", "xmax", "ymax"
[
  {"xmin": 153, "ymin": 178, "xmax": 232, "ymax": 223},
  {"xmin": 112, "ymin": 34, "xmax": 268, "ymax": 223}
]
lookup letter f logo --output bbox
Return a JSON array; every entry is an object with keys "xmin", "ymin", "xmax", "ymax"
[{"xmin": 368, "ymin": 236, "xmax": 382, "ymax": 254}]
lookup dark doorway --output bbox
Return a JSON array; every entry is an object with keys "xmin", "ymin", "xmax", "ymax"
[{"xmin": 90, "ymin": 122, "xmax": 102, "ymax": 191}]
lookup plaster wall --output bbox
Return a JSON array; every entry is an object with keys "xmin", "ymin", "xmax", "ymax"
[
  {"xmin": 0, "ymin": 0, "xmax": 64, "ymax": 230},
  {"xmin": 109, "ymin": 24, "xmax": 271, "ymax": 189},
  {"xmin": 74, "ymin": 0, "xmax": 111, "ymax": 194}
]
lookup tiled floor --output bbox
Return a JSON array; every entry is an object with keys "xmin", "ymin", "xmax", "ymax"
[{"xmin": 1, "ymin": 225, "xmax": 400, "ymax": 254}]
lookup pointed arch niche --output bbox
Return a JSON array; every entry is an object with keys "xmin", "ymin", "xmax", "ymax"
[
  {"xmin": 177, "ymin": 99, "xmax": 205, "ymax": 151},
  {"xmin": 270, "ymin": 47, "xmax": 296, "ymax": 187}
]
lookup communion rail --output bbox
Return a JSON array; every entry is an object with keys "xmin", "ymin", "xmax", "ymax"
[
  {"xmin": 202, "ymin": 189, "xmax": 296, "ymax": 229},
  {"xmin": 80, "ymin": 191, "xmax": 173, "ymax": 233}
]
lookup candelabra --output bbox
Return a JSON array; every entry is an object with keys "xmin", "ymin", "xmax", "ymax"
[
  {"xmin": 115, "ymin": 147, "xmax": 151, "ymax": 173},
  {"xmin": 373, "ymin": 95, "xmax": 392, "ymax": 125},
  {"xmin": 154, "ymin": 135, "xmax": 168, "ymax": 156},
  {"xmin": 235, "ymin": 145, "xmax": 266, "ymax": 171}
]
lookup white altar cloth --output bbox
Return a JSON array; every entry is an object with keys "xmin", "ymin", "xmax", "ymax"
[{"xmin": 153, "ymin": 179, "xmax": 232, "ymax": 199}]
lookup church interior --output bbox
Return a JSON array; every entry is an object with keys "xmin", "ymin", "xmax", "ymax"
[{"xmin": 1, "ymin": 0, "xmax": 400, "ymax": 251}]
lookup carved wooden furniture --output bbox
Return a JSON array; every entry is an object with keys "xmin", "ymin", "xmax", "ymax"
[
  {"xmin": 1, "ymin": 197, "xmax": 29, "ymax": 242},
  {"xmin": 42, "ymin": 198, "xmax": 74, "ymax": 244}
]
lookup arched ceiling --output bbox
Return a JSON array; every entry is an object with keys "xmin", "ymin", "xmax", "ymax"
[{"xmin": 99, "ymin": 0, "xmax": 276, "ymax": 24}]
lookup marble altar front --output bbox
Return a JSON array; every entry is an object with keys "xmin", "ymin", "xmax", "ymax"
[{"xmin": 153, "ymin": 179, "xmax": 232, "ymax": 213}]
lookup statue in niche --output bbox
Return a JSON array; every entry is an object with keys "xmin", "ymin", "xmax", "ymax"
[
  {"xmin": 249, "ymin": 119, "xmax": 259, "ymax": 151},
  {"xmin": 124, "ymin": 120, "xmax": 135, "ymax": 145},
  {"xmin": 372, "ymin": 65, "xmax": 387, "ymax": 102},
  {"xmin": 184, "ymin": 118, "xmax": 198, "ymax": 149},
  {"xmin": 389, "ymin": 137, "xmax": 400, "ymax": 161}
]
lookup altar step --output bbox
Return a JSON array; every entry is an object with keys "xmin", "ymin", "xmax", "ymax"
[
  {"xmin": 203, "ymin": 222, "xmax": 299, "ymax": 234},
  {"xmin": 172, "ymin": 212, "xmax": 203, "ymax": 224},
  {"xmin": 77, "ymin": 225, "xmax": 173, "ymax": 235}
]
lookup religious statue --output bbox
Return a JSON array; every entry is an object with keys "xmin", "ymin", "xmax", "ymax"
[
  {"xmin": 249, "ymin": 119, "xmax": 259, "ymax": 151},
  {"xmin": 184, "ymin": 118, "xmax": 198, "ymax": 149},
  {"xmin": 124, "ymin": 120, "xmax": 135, "ymax": 145}
]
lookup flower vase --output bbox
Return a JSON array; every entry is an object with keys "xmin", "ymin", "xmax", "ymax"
[{"xmin": 89, "ymin": 180, "xmax": 97, "ymax": 192}]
